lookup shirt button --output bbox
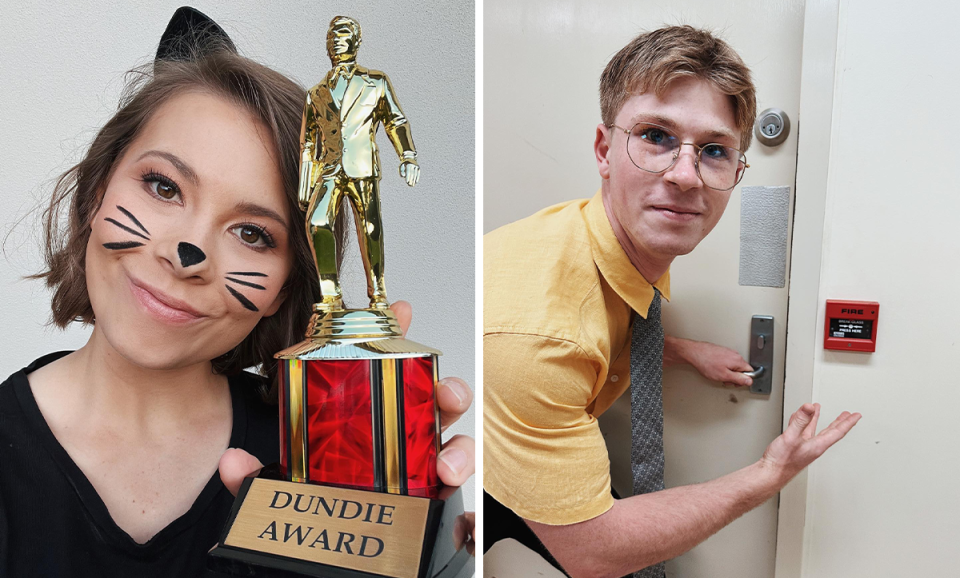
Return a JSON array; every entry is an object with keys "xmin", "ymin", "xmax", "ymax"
[{"xmin": 610, "ymin": 375, "xmax": 619, "ymax": 382}]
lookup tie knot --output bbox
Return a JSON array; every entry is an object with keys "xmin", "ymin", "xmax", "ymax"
[{"xmin": 644, "ymin": 288, "xmax": 662, "ymax": 324}]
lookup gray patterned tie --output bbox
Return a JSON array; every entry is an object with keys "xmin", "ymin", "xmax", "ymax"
[{"xmin": 630, "ymin": 289, "xmax": 666, "ymax": 578}]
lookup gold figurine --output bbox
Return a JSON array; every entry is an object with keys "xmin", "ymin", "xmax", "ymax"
[
  {"xmin": 299, "ymin": 15, "xmax": 419, "ymax": 312},
  {"xmin": 215, "ymin": 15, "xmax": 466, "ymax": 578}
]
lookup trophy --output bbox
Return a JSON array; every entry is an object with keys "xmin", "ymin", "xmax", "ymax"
[{"xmin": 210, "ymin": 16, "xmax": 471, "ymax": 578}]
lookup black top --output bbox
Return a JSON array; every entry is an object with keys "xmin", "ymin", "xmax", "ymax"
[
  {"xmin": 483, "ymin": 487, "xmax": 630, "ymax": 578},
  {"xmin": 482, "ymin": 490, "xmax": 569, "ymax": 575},
  {"xmin": 0, "ymin": 351, "xmax": 280, "ymax": 577}
]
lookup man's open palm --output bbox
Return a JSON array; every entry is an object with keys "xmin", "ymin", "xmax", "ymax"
[{"xmin": 760, "ymin": 403, "xmax": 862, "ymax": 483}]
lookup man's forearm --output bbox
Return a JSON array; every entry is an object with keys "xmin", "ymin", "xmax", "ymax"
[
  {"xmin": 663, "ymin": 334, "xmax": 692, "ymax": 367},
  {"xmin": 530, "ymin": 460, "xmax": 785, "ymax": 578}
]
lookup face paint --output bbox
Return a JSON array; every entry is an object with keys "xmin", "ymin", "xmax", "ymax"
[
  {"xmin": 225, "ymin": 284, "xmax": 259, "ymax": 312},
  {"xmin": 103, "ymin": 241, "xmax": 145, "ymax": 250},
  {"xmin": 101, "ymin": 205, "xmax": 152, "ymax": 250},
  {"xmin": 225, "ymin": 277, "xmax": 266, "ymax": 290},
  {"xmin": 116, "ymin": 205, "xmax": 150, "ymax": 235},
  {"xmin": 84, "ymin": 92, "xmax": 293, "ymax": 372},
  {"xmin": 177, "ymin": 242, "xmax": 206, "ymax": 267},
  {"xmin": 105, "ymin": 217, "xmax": 150, "ymax": 241}
]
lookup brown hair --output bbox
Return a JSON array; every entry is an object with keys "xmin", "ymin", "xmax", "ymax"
[
  {"xmin": 599, "ymin": 25, "xmax": 757, "ymax": 151},
  {"xmin": 32, "ymin": 47, "xmax": 345, "ymax": 397}
]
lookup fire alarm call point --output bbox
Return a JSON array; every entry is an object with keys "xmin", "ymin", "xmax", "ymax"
[{"xmin": 824, "ymin": 300, "xmax": 879, "ymax": 352}]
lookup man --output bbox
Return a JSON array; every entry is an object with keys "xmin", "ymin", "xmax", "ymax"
[
  {"xmin": 299, "ymin": 15, "xmax": 420, "ymax": 311},
  {"xmin": 483, "ymin": 26, "xmax": 861, "ymax": 577}
]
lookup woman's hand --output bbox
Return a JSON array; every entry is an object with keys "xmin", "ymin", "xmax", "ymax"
[{"xmin": 219, "ymin": 301, "xmax": 475, "ymax": 547}]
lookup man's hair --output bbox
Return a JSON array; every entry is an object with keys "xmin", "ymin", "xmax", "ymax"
[
  {"xmin": 599, "ymin": 25, "xmax": 757, "ymax": 151},
  {"xmin": 32, "ymin": 46, "xmax": 346, "ymax": 398}
]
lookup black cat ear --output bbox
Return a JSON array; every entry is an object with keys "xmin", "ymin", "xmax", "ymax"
[{"xmin": 156, "ymin": 6, "xmax": 237, "ymax": 63}]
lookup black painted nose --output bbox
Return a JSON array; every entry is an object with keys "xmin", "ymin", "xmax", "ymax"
[{"xmin": 177, "ymin": 242, "xmax": 206, "ymax": 268}]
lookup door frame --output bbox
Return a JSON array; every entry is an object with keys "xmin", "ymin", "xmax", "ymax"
[{"xmin": 776, "ymin": 1, "xmax": 841, "ymax": 576}]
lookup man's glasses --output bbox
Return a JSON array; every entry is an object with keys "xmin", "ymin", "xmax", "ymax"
[{"xmin": 607, "ymin": 122, "xmax": 749, "ymax": 191}]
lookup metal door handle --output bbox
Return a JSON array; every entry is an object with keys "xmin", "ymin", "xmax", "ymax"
[
  {"xmin": 749, "ymin": 316, "xmax": 774, "ymax": 394},
  {"xmin": 743, "ymin": 365, "xmax": 765, "ymax": 379}
]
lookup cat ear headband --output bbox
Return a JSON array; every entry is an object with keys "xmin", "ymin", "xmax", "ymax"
[{"xmin": 155, "ymin": 6, "xmax": 236, "ymax": 63}]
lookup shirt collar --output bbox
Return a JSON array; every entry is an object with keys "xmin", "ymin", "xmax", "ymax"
[
  {"xmin": 330, "ymin": 61, "xmax": 357, "ymax": 80},
  {"xmin": 583, "ymin": 190, "xmax": 671, "ymax": 319}
]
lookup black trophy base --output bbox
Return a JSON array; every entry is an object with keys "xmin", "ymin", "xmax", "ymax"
[{"xmin": 208, "ymin": 466, "xmax": 472, "ymax": 578}]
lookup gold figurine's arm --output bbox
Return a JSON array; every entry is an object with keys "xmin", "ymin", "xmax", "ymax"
[
  {"xmin": 378, "ymin": 74, "xmax": 419, "ymax": 186},
  {"xmin": 298, "ymin": 91, "xmax": 322, "ymax": 210},
  {"xmin": 379, "ymin": 74, "xmax": 417, "ymax": 164}
]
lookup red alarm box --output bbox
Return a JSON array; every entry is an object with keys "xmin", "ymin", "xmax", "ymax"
[{"xmin": 824, "ymin": 300, "xmax": 879, "ymax": 352}]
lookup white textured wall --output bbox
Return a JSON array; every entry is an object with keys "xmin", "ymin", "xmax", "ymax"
[
  {"xmin": 799, "ymin": 0, "xmax": 960, "ymax": 574},
  {"xmin": 0, "ymin": 1, "xmax": 474, "ymax": 508}
]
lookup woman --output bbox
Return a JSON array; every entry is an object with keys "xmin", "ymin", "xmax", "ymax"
[{"xmin": 0, "ymin": 8, "xmax": 474, "ymax": 576}]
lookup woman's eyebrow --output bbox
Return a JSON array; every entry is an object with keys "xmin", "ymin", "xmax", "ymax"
[
  {"xmin": 136, "ymin": 150, "xmax": 201, "ymax": 186},
  {"xmin": 234, "ymin": 201, "xmax": 289, "ymax": 231}
]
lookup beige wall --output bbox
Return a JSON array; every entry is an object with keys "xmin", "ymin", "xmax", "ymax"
[{"xmin": 785, "ymin": 0, "xmax": 960, "ymax": 575}]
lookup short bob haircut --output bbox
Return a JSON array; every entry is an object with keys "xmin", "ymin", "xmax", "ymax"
[
  {"xmin": 33, "ymin": 46, "xmax": 346, "ymax": 397},
  {"xmin": 599, "ymin": 25, "xmax": 758, "ymax": 151}
]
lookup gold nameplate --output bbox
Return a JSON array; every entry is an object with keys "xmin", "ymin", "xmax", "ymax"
[{"xmin": 224, "ymin": 478, "xmax": 431, "ymax": 578}]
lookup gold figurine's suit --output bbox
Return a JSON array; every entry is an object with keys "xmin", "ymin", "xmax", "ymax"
[{"xmin": 299, "ymin": 16, "xmax": 418, "ymax": 310}]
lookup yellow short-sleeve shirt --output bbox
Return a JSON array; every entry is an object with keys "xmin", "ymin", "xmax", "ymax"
[{"xmin": 484, "ymin": 191, "xmax": 670, "ymax": 525}]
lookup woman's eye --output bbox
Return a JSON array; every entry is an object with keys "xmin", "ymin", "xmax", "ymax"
[
  {"xmin": 143, "ymin": 173, "xmax": 181, "ymax": 201},
  {"xmin": 239, "ymin": 225, "xmax": 262, "ymax": 244},
  {"xmin": 153, "ymin": 181, "xmax": 177, "ymax": 199},
  {"xmin": 233, "ymin": 224, "xmax": 275, "ymax": 250}
]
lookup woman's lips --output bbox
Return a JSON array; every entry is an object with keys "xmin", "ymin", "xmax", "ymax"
[{"xmin": 129, "ymin": 278, "xmax": 206, "ymax": 324}]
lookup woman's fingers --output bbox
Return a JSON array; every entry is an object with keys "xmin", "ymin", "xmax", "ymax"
[
  {"xmin": 389, "ymin": 300, "xmax": 413, "ymax": 337},
  {"xmin": 385, "ymin": 301, "xmax": 473, "ymax": 432},
  {"xmin": 453, "ymin": 512, "xmax": 476, "ymax": 555},
  {"xmin": 219, "ymin": 448, "xmax": 264, "ymax": 497},
  {"xmin": 382, "ymin": 301, "xmax": 476, "ymax": 489},
  {"xmin": 438, "ymin": 377, "xmax": 473, "ymax": 431},
  {"xmin": 437, "ymin": 434, "xmax": 475, "ymax": 488}
]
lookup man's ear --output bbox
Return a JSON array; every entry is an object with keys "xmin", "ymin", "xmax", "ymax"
[{"xmin": 594, "ymin": 124, "xmax": 612, "ymax": 180}]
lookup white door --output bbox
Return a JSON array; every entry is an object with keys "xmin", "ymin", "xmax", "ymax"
[{"xmin": 484, "ymin": 1, "xmax": 804, "ymax": 576}]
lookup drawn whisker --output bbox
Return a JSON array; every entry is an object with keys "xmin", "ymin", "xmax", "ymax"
[
  {"xmin": 103, "ymin": 241, "xmax": 144, "ymax": 250},
  {"xmin": 117, "ymin": 205, "xmax": 150, "ymax": 235},
  {"xmin": 226, "ymin": 271, "xmax": 268, "ymax": 277},
  {"xmin": 105, "ymin": 218, "xmax": 150, "ymax": 241},
  {"xmin": 226, "ymin": 285, "xmax": 259, "ymax": 312},
  {"xmin": 226, "ymin": 277, "xmax": 266, "ymax": 290}
]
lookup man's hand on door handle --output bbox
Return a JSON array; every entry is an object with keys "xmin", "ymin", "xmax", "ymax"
[{"xmin": 663, "ymin": 335, "xmax": 754, "ymax": 387}]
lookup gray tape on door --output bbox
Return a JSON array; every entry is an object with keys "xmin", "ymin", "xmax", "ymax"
[{"xmin": 739, "ymin": 185, "xmax": 790, "ymax": 287}]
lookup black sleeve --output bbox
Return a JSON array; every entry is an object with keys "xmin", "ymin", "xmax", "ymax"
[
  {"xmin": 0, "ymin": 477, "xmax": 8, "ymax": 578},
  {"xmin": 233, "ymin": 372, "xmax": 281, "ymax": 467}
]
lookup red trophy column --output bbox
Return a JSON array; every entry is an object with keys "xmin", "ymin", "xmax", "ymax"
[{"xmin": 278, "ymin": 326, "xmax": 441, "ymax": 499}]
